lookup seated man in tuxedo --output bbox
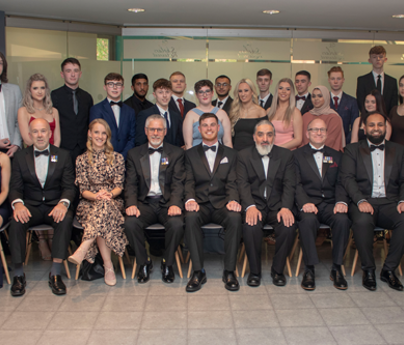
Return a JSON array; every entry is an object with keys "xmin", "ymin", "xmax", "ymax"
[
  {"xmin": 124, "ymin": 115, "xmax": 185, "ymax": 284},
  {"xmin": 256, "ymin": 68, "xmax": 273, "ymax": 110},
  {"xmin": 184, "ymin": 113, "xmax": 242, "ymax": 292},
  {"xmin": 237, "ymin": 119, "xmax": 296, "ymax": 287},
  {"xmin": 169, "ymin": 71, "xmax": 196, "ymax": 119},
  {"xmin": 295, "ymin": 118, "xmax": 351, "ymax": 291},
  {"xmin": 212, "ymin": 75, "xmax": 233, "ymax": 115},
  {"xmin": 123, "ymin": 73, "xmax": 153, "ymax": 116},
  {"xmin": 136, "ymin": 78, "xmax": 183, "ymax": 147},
  {"xmin": 8, "ymin": 118, "xmax": 75, "ymax": 296},
  {"xmin": 340, "ymin": 112, "xmax": 404, "ymax": 291},
  {"xmin": 90, "ymin": 72, "xmax": 136, "ymax": 159},
  {"xmin": 295, "ymin": 70, "xmax": 314, "ymax": 114}
]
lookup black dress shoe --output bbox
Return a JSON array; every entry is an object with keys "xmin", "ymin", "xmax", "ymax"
[
  {"xmin": 10, "ymin": 274, "xmax": 26, "ymax": 297},
  {"xmin": 301, "ymin": 269, "xmax": 316, "ymax": 291},
  {"xmin": 380, "ymin": 269, "xmax": 404, "ymax": 291},
  {"xmin": 222, "ymin": 270, "xmax": 240, "ymax": 291},
  {"xmin": 330, "ymin": 267, "xmax": 348, "ymax": 290},
  {"xmin": 161, "ymin": 262, "xmax": 175, "ymax": 284},
  {"xmin": 247, "ymin": 273, "xmax": 261, "ymax": 287},
  {"xmin": 362, "ymin": 269, "xmax": 377, "ymax": 291},
  {"xmin": 137, "ymin": 261, "xmax": 153, "ymax": 284},
  {"xmin": 186, "ymin": 270, "xmax": 207, "ymax": 292},
  {"xmin": 271, "ymin": 268, "xmax": 286, "ymax": 286},
  {"xmin": 48, "ymin": 274, "xmax": 66, "ymax": 295}
]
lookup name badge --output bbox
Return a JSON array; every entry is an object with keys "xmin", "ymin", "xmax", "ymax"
[
  {"xmin": 161, "ymin": 157, "xmax": 169, "ymax": 165},
  {"xmin": 51, "ymin": 155, "xmax": 58, "ymax": 163},
  {"xmin": 323, "ymin": 156, "xmax": 333, "ymax": 164}
]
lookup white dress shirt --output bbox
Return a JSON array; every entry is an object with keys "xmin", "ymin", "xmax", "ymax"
[
  {"xmin": 147, "ymin": 143, "xmax": 163, "ymax": 196},
  {"xmin": 215, "ymin": 95, "xmax": 229, "ymax": 109},
  {"xmin": 204, "ymin": 141, "xmax": 219, "ymax": 172},
  {"xmin": 0, "ymin": 85, "xmax": 10, "ymax": 140},
  {"xmin": 171, "ymin": 95, "xmax": 183, "ymax": 113},
  {"xmin": 369, "ymin": 140, "xmax": 386, "ymax": 198},
  {"xmin": 107, "ymin": 98, "xmax": 120, "ymax": 128},
  {"xmin": 259, "ymin": 93, "xmax": 271, "ymax": 108},
  {"xmin": 309, "ymin": 143, "xmax": 324, "ymax": 176},
  {"xmin": 372, "ymin": 71, "xmax": 384, "ymax": 95},
  {"xmin": 156, "ymin": 104, "xmax": 171, "ymax": 128},
  {"xmin": 262, "ymin": 154, "xmax": 270, "ymax": 198},
  {"xmin": 330, "ymin": 91, "xmax": 343, "ymax": 107},
  {"xmin": 296, "ymin": 92, "xmax": 309, "ymax": 111}
]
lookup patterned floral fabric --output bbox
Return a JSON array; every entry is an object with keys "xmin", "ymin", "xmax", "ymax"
[{"xmin": 75, "ymin": 150, "xmax": 128, "ymax": 263}]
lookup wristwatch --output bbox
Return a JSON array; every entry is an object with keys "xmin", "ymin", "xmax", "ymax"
[{"xmin": 60, "ymin": 201, "xmax": 69, "ymax": 209}]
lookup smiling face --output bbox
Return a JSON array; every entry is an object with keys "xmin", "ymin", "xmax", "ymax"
[
  {"xmin": 364, "ymin": 113, "xmax": 386, "ymax": 145},
  {"xmin": 295, "ymin": 75, "xmax": 311, "ymax": 96},
  {"xmin": 104, "ymin": 79, "xmax": 124, "ymax": 101},
  {"xmin": 277, "ymin": 82, "xmax": 292, "ymax": 102},
  {"xmin": 199, "ymin": 116, "xmax": 219, "ymax": 143},
  {"xmin": 311, "ymin": 89, "xmax": 325, "ymax": 109},
  {"xmin": 145, "ymin": 118, "xmax": 167, "ymax": 148},
  {"xmin": 196, "ymin": 85, "xmax": 213, "ymax": 105},
  {"xmin": 88, "ymin": 122, "xmax": 108, "ymax": 150},
  {"xmin": 307, "ymin": 118, "xmax": 327, "ymax": 148},
  {"xmin": 29, "ymin": 119, "xmax": 51, "ymax": 150},
  {"xmin": 215, "ymin": 77, "xmax": 231, "ymax": 98},
  {"xmin": 364, "ymin": 94, "xmax": 377, "ymax": 112},
  {"xmin": 238, "ymin": 82, "xmax": 253, "ymax": 103},
  {"xmin": 153, "ymin": 87, "xmax": 172, "ymax": 107},
  {"xmin": 253, "ymin": 123, "xmax": 275, "ymax": 155},
  {"xmin": 30, "ymin": 81, "xmax": 46, "ymax": 103}
]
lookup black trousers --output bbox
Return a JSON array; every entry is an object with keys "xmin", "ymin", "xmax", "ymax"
[
  {"xmin": 298, "ymin": 202, "xmax": 351, "ymax": 267},
  {"xmin": 185, "ymin": 202, "xmax": 241, "ymax": 272},
  {"xmin": 124, "ymin": 199, "xmax": 184, "ymax": 266},
  {"xmin": 243, "ymin": 206, "xmax": 296, "ymax": 275},
  {"xmin": 350, "ymin": 198, "xmax": 404, "ymax": 271},
  {"xmin": 9, "ymin": 203, "xmax": 73, "ymax": 264}
]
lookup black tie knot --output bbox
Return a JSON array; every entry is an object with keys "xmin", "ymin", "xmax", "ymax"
[
  {"xmin": 35, "ymin": 149, "xmax": 50, "ymax": 157},
  {"xmin": 110, "ymin": 101, "xmax": 123, "ymax": 107},
  {"xmin": 203, "ymin": 145, "xmax": 217, "ymax": 152},
  {"xmin": 370, "ymin": 144, "xmax": 385, "ymax": 152},
  {"xmin": 148, "ymin": 147, "xmax": 164, "ymax": 155},
  {"xmin": 311, "ymin": 148, "xmax": 324, "ymax": 155}
]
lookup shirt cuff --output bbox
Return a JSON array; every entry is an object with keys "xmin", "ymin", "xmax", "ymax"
[
  {"xmin": 336, "ymin": 202, "xmax": 348, "ymax": 207},
  {"xmin": 357, "ymin": 199, "xmax": 367, "ymax": 206},
  {"xmin": 398, "ymin": 201, "xmax": 404, "ymax": 205},
  {"xmin": 11, "ymin": 199, "xmax": 24, "ymax": 210},
  {"xmin": 59, "ymin": 199, "xmax": 71, "ymax": 209},
  {"xmin": 246, "ymin": 204, "xmax": 256, "ymax": 211},
  {"xmin": 185, "ymin": 199, "xmax": 195, "ymax": 204}
]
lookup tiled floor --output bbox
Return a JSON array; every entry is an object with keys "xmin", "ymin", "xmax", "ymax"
[{"xmin": 1, "ymin": 242, "xmax": 404, "ymax": 345}]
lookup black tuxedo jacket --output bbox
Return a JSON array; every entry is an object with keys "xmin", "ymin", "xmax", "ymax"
[
  {"xmin": 136, "ymin": 105, "xmax": 184, "ymax": 147},
  {"xmin": 340, "ymin": 140, "xmax": 404, "ymax": 205},
  {"xmin": 294, "ymin": 144, "xmax": 348, "ymax": 209},
  {"xmin": 125, "ymin": 142, "xmax": 185, "ymax": 209},
  {"xmin": 169, "ymin": 97, "xmax": 196, "ymax": 119},
  {"xmin": 237, "ymin": 145, "xmax": 295, "ymax": 212},
  {"xmin": 260, "ymin": 95, "xmax": 273, "ymax": 111},
  {"xmin": 299, "ymin": 94, "xmax": 314, "ymax": 115},
  {"xmin": 123, "ymin": 94, "xmax": 153, "ymax": 117},
  {"xmin": 10, "ymin": 145, "xmax": 75, "ymax": 207},
  {"xmin": 212, "ymin": 97, "xmax": 233, "ymax": 115},
  {"xmin": 185, "ymin": 143, "xmax": 239, "ymax": 209},
  {"xmin": 356, "ymin": 72, "xmax": 398, "ymax": 115}
]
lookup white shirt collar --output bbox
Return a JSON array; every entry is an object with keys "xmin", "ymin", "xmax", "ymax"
[
  {"xmin": 148, "ymin": 143, "xmax": 164, "ymax": 149},
  {"xmin": 259, "ymin": 92, "xmax": 271, "ymax": 103},
  {"xmin": 172, "ymin": 95, "xmax": 183, "ymax": 102},
  {"xmin": 372, "ymin": 70, "xmax": 384, "ymax": 79},
  {"xmin": 309, "ymin": 143, "xmax": 325, "ymax": 151},
  {"xmin": 367, "ymin": 139, "xmax": 385, "ymax": 147},
  {"xmin": 330, "ymin": 91, "xmax": 343, "ymax": 100},
  {"xmin": 34, "ymin": 144, "xmax": 50, "ymax": 153},
  {"xmin": 156, "ymin": 104, "xmax": 169, "ymax": 115},
  {"xmin": 202, "ymin": 141, "xmax": 219, "ymax": 148},
  {"xmin": 217, "ymin": 95, "xmax": 229, "ymax": 105}
]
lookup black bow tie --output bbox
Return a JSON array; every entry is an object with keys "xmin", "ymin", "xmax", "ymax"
[
  {"xmin": 311, "ymin": 148, "xmax": 324, "ymax": 155},
  {"xmin": 110, "ymin": 101, "xmax": 123, "ymax": 107},
  {"xmin": 203, "ymin": 145, "xmax": 217, "ymax": 152},
  {"xmin": 35, "ymin": 149, "xmax": 49, "ymax": 157},
  {"xmin": 148, "ymin": 147, "xmax": 163, "ymax": 155},
  {"xmin": 296, "ymin": 95, "xmax": 306, "ymax": 101},
  {"xmin": 370, "ymin": 144, "xmax": 385, "ymax": 152}
]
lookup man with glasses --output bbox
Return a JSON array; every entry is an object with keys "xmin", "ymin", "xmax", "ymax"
[
  {"xmin": 90, "ymin": 73, "xmax": 136, "ymax": 159},
  {"xmin": 212, "ymin": 75, "xmax": 233, "ymax": 116},
  {"xmin": 294, "ymin": 118, "xmax": 351, "ymax": 291},
  {"xmin": 124, "ymin": 115, "xmax": 185, "ymax": 284}
]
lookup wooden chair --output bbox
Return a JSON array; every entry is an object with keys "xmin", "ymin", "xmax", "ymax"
[
  {"xmin": 131, "ymin": 223, "xmax": 184, "ymax": 279},
  {"xmin": 0, "ymin": 222, "xmax": 11, "ymax": 285},
  {"xmin": 25, "ymin": 224, "xmax": 71, "ymax": 279}
]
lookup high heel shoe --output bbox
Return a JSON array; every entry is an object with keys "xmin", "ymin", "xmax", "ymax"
[
  {"xmin": 104, "ymin": 265, "xmax": 116, "ymax": 286},
  {"xmin": 67, "ymin": 247, "xmax": 87, "ymax": 265}
]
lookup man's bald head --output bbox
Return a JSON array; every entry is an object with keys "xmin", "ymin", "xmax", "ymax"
[
  {"xmin": 29, "ymin": 118, "xmax": 50, "ymax": 132},
  {"xmin": 29, "ymin": 118, "xmax": 52, "ymax": 150},
  {"xmin": 306, "ymin": 118, "xmax": 327, "ymax": 148}
]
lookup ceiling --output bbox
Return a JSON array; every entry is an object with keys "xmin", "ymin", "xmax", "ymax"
[{"xmin": 2, "ymin": 0, "xmax": 404, "ymax": 32}]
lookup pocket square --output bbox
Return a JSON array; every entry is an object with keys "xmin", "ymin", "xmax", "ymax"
[
  {"xmin": 220, "ymin": 157, "xmax": 229, "ymax": 164},
  {"xmin": 330, "ymin": 162, "xmax": 338, "ymax": 168}
]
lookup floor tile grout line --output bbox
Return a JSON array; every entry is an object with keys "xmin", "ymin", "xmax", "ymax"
[
  {"xmin": 269, "ymin": 293, "xmax": 289, "ymax": 344},
  {"xmin": 227, "ymin": 290, "xmax": 239, "ymax": 345}
]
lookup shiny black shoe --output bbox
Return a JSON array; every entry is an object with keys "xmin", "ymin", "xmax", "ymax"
[
  {"xmin": 137, "ymin": 261, "xmax": 153, "ymax": 284},
  {"xmin": 186, "ymin": 270, "xmax": 207, "ymax": 292},
  {"xmin": 330, "ymin": 267, "xmax": 348, "ymax": 290},
  {"xmin": 301, "ymin": 269, "xmax": 316, "ymax": 291},
  {"xmin": 271, "ymin": 267, "xmax": 286, "ymax": 286},
  {"xmin": 10, "ymin": 274, "xmax": 26, "ymax": 297},
  {"xmin": 380, "ymin": 269, "xmax": 403, "ymax": 291},
  {"xmin": 222, "ymin": 270, "xmax": 239, "ymax": 291},
  {"xmin": 161, "ymin": 261, "xmax": 175, "ymax": 284},
  {"xmin": 48, "ymin": 274, "xmax": 66, "ymax": 295},
  {"xmin": 362, "ymin": 269, "xmax": 377, "ymax": 291},
  {"xmin": 247, "ymin": 273, "xmax": 261, "ymax": 287}
]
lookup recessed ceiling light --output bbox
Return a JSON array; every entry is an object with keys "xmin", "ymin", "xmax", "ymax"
[
  {"xmin": 128, "ymin": 8, "xmax": 145, "ymax": 13},
  {"xmin": 392, "ymin": 14, "xmax": 404, "ymax": 18},
  {"xmin": 263, "ymin": 10, "xmax": 280, "ymax": 15}
]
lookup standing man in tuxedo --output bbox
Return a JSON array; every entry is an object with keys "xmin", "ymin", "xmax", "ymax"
[
  {"xmin": 51, "ymin": 58, "xmax": 93, "ymax": 166},
  {"xmin": 169, "ymin": 71, "xmax": 196, "ymax": 119},
  {"xmin": 212, "ymin": 75, "xmax": 233, "ymax": 115},
  {"xmin": 237, "ymin": 119, "xmax": 296, "ymax": 287},
  {"xmin": 256, "ymin": 68, "xmax": 273, "ymax": 110},
  {"xmin": 295, "ymin": 118, "xmax": 351, "ymax": 291},
  {"xmin": 90, "ymin": 73, "xmax": 136, "ymax": 160},
  {"xmin": 295, "ymin": 70, "xmax": 314, "ymax": 115},
  {"xmin": 0, "ymin": 52, "xmax": 22, "ymax": 157},
  {"xmin": 136, "ymin": 78, "xmax": 183, "ymax": 147},
  {"xmin": 328, "ymin": 66, "xmax": 359, "ymax": 144},
  {"xmin": 184, "ymin": 113, "xmax": 242, "ymax": 292},
  {"xmin": 8, "ymin": 118, "xmax": 75, "ymax": 296},
  {"xmin": 356, "ymin": 46, "xmax": 398, "ymax": 116},
  {"xmin": 123, "ymin": 73, "xmax": 153, "ymax": 116},
  {"xmin": 124, "ymin": 115, "xmax": 185, "ymax": 284},
  {"xmin": 340, "ymin": 112, "xmax": 404, "ymax": 291}
]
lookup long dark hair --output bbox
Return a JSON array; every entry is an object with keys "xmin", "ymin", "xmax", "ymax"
[
  {"xmin": 0, "ymin": 52, "xmax": 8, "ymax": 83},
  {"xmin": 359, "ymin": 89, "xmax": 388, "ymax": 126},
  {"xmin": 399, "ymin": 75, "xmax": 404, "ymax": 105}
]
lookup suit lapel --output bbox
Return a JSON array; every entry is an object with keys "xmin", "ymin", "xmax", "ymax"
[
  {"xmin": 140, "ymin": 146, "xmax": 151, "ymax": 190},
  {"xmin": 26, "ymin": 146, "xmax": 42, "ymax": 188},
  {"xmin": 211, "ymin": 144, "xmax": 224, "ymax": 177},
  {"xmin": 103, "ymin": 99, "xmax": 118, "ymax": 131},
  {"xmin": 384, "ymin": 141, "xmax": 395, "ymax": 188},
  {"xmin": 44, "ymin": 145, "xmax": 56, "ymax": 189},
  {"xmin": 304, "ymin": 146, "xmax": 322, "ymax": 181},
  {"xmin": 197, "ymin": 144, "xmax": 212, "ymax": 176},
  {"xmin": 359, "ymin": 141, "xmax": 373, "ymax": 182},
  {"xmin": 322, "ymin": 147, "xmax": 331, "ymax": 181},
  {"xmin": 266, "ymin": 149, "xmax": 281, "ymax": 198},
  {"xmin": 159, "ymin": 145, "xmax": 170, "ymax": 194},
  {"xmin": 250, "ymin": 148, "xmax": 266, "ymax": 182}
]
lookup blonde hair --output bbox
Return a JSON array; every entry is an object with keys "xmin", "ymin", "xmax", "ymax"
[
  {"xmin": 86, "ymin": 119, "xmax": 115, "ymax": 166},
  {"xmin": 267, "ymin": 78, "xmax": 296, "ymax": 128},
  {"xmin": 229, "ymin": 78, "xmax": 259, "ymax": 134},
  {"xmin": 22, "ymin": 73, "xmax": 53, "ymax": 114}
]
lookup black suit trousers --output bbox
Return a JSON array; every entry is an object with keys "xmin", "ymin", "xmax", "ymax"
[
  {"xmin": 9, "ymin": 203, "xmax": 73, "ymax": 264},
  {"xmin": 185, "ymin": 202, "xmax": 242, "ymax": 272},
  {"xmin": 298, "ymin": 202, "xmax": 351, "ymax": 267},
  {"xmin": 124, "ymin": 199, "xmax": 184, "ymax": 266},
  {"xmin": 242, "ymin": 206, "xmax": 296, "ymax": 275},
  {"xmin": 350, "ymin": 199, "xmax": 404, "ymax": 271}
]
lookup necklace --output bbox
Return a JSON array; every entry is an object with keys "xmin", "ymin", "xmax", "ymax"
[{"xmin": 34, "ymin": 107, "xmax": 45, "ymax": 111}]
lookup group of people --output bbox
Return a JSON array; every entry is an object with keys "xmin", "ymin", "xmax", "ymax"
[{"xmin": 1, "ymin": 44, "xmax": 404, "ymax": 296}]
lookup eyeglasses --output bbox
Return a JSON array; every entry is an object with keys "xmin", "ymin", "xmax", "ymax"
[
  {"xmin": 215, "ymin": 83, "xmax": 229, "ymax": 88},
  {"xmin": 106, "ymin": 82, "xmax": 123, "ymax": 88},
  {"xmin": 146, "ymin": 127, "xmax": 165, "ymax": 133},
  {"xmin": 308, "ymin": 128, "xmax": 327, "ymax": 133},
  {"xmin": 197, "ymin": 90, "xmax": 212, "ymax": 95}
]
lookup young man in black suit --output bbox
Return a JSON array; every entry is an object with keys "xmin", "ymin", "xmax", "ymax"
[
  {"xmin": 212, "ymin": 75, "xmax": 233, "ymax": 115},
  {"xmin": 124, "ymin": 115, "xmax": 185, "ymax": 284},
  {"xmin": 184, "ymin": 113, "xmax": 242, "ymax": 292},
  {"xmin": 340, "ymin": 112, "xmax": 404, "ymax": 291},
  {"xmin": 8, "ymin": 119, "xmax": 75, "ymax": 296},
  {"xmin": 123, "ymin": 73, "xmax": 153, "ymax": 116},
  {"xmin": 256, "ymin": 68, "xmax": 273, "ymax": 110},
  {"xmin": 294, "ymin": 118, "xmax": 351, "ymax": 291},
  {"xmin": 295, "ymin": 70, "xmax": 314, "ymax": 115},
  {"xmin": 169, "ymin": 71, "xmax": 196, "ymax": 119},
  {"xmin": 237, "ymin": 120, "xmax": 296, "ymax": 287},
  {"xmin": 356, "ymin": 46, "xmax": 398, "ymax": 116}
]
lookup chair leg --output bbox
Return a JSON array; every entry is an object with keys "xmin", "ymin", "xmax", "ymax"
[
  {"xmin": 295, "ymin": 248, "xmax": 303, "ymax": 277},
  {"xmin": 131, "ymin": 257, "xmax": 137, "ymax": 279},
  {"xmin": 351, "ymin": 249, "xmax": 359, "ymax": 276},
  {"xmin": 0, "ymin": 240, "xmax": 11, "ymax": 284},
  {"xmin": 399, "ymin": 263, "xmax": 403, "ymax": 277},
  {"xmin": 175, "ymin": 249, "xmax": 183, "ymax": 278},
  {"xmin": 241, "ymin": 252, "xmax": 248, "ymax": 278},
  {"xmin": 75, "ymin": 264, "xmax": 80, "ymax": 280},
  {"xmin": 125, "ymin": 249, "xmax": 131, "ymax": 266},
  {"xmin": 68, "ymin": 246, "xmax": 73, "ymax": 255},
  {"xmin": 177, "ymin": 245, "xmax": 184, "ymax": 264},
  {"xmin": 341, "ymin": 264, "xmax": 346, "ymax": 276},
  {"xmin": 235, "ymin": 265, "xmax": 239, "ymax": 278},
  {"xmin": 383, "ymin": 238, "xmax": 389, "ymax": 263},
  {"xmin": 238, "ymin": 243, "xmax": 245, "ymax": 263},
  {"xmin": 286, "ymin": 257, "xmax": 292, "ymax": 278},
  {"xmin": 25, "ymin": 231, "xmax": 33, "ymax": 266},
  {"xmin": 64, "ymin": 260, "xmax": 71, "ymax": 279},
  {"xmin": 185, "ymin": 251, "xmax": 190, "ymax": 264},
  {"xmin": 3, "ymin": 228, "xmax": 9, "ymax": 241},
  {"xmin": 289, "ymin": 236, "xmax": 299, "ymax": 261},
  {"xmin": 187, "ymin": 259, "xmax": 192, "ymax": 278},
  {"xmin": 118, "ymin": 256, "xmax": 126, "ymax": 280}
]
